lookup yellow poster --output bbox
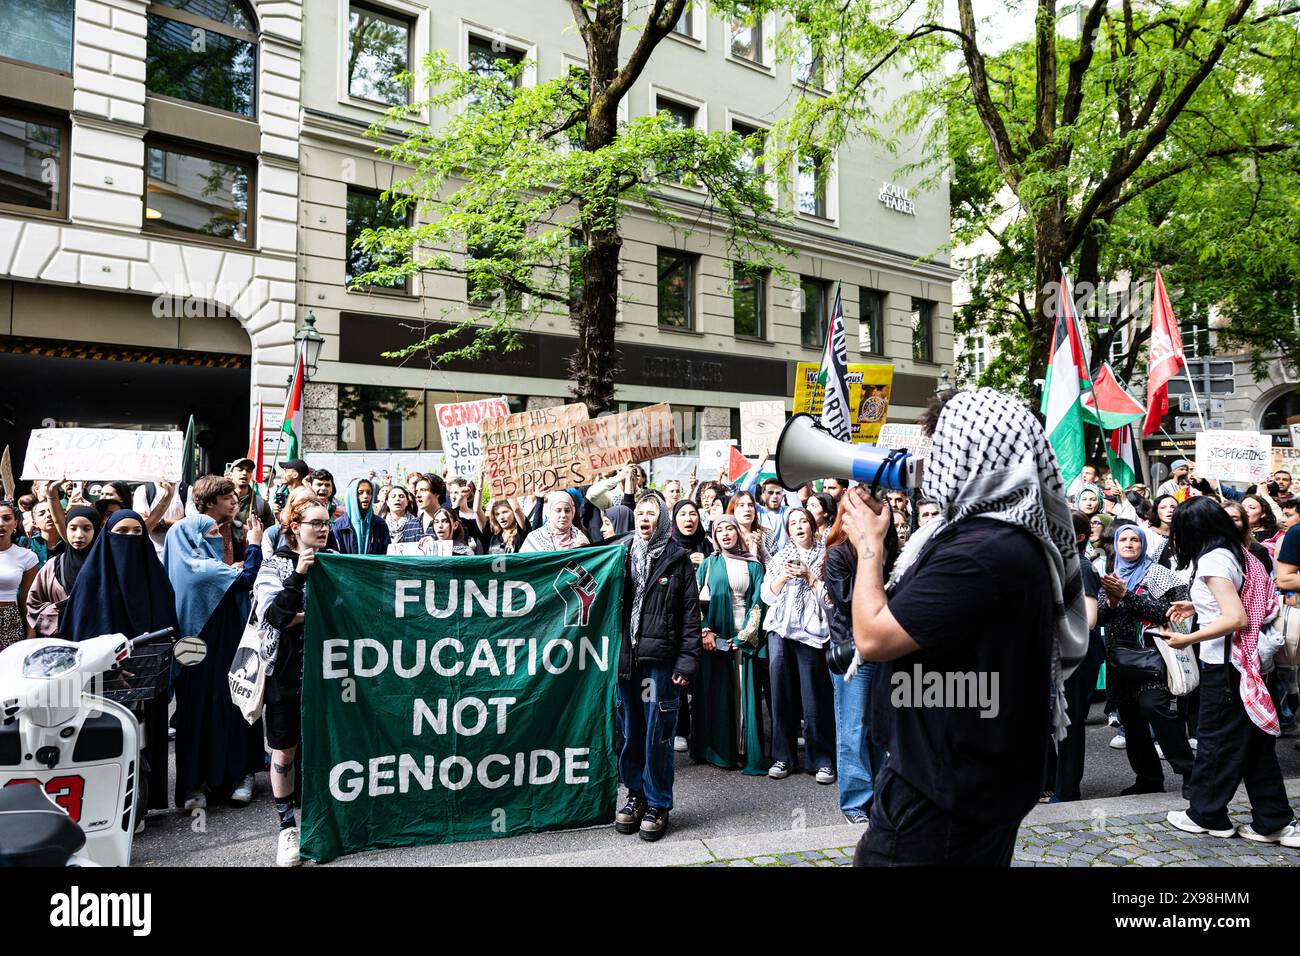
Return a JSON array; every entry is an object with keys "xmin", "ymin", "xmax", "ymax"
[{"xmin": 793, "ymin": 362, "xmax": 894, "ymax": 444}]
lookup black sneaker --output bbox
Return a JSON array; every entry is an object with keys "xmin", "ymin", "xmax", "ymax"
[
  {"xmin": 1120, "ymin": 781, "xmax": 1164, "ymax": 796},
  {"xmin": 614, "ymin": 793, "xmax": 647, "ymax": 834},
  {"xmin": 639, "ymin": 806, "xmax": 669, "ymax": 842}
]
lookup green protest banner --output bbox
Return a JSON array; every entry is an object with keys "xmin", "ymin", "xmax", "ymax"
[{"xmin": 299, "ymin": 548, "xmax": 626, "ymax": 863}]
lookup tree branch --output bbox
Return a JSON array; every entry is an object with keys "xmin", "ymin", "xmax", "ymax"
[
  {"xmin": 1062, "ymin": 0, "xmax": 1111, "ymax": 132},
  {"xmin": 1097, "ymin": 142, "xmax": 1299, "ymax": 216},
  {"xmin": 956, "ymin": 0, "xmax": 1026, "ymax": 187},
  {"xmin": 605, "ymin": 0, "xmax": 688, "ymax": 106}
]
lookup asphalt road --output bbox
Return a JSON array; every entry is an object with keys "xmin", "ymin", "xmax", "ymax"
[{"xmin": 131, "ymin": 698, "xmax": 1300, "ymax": 867}]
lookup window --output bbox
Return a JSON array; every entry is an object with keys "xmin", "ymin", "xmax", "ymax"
[
  {"xmin": 468, "ymin": 34, "xmax": 525, "ymax": 90},
  {"xmin": 346, "ymin": 187, "xmax": 409, "ymax": 291},
  {"xmin": 911, "ymin": 297, "xmax": 934, "ymax": 362},
  {"xmin": 0, "ymin": 105, "xmax": 67, "ymax": 216},
  {"xmin": 144, "ymin": 142, "xmax": 252, "ymax": 244},
  {"xmin": 466, "ymin": 239, "xmax": 509, "ymax": 308},
  {"xmin": 657, "ymin": 249, "xmax": 695, "ymax": 329},
  {"xmin": 0, "ymin": 0, "xmax": 74, "ymax": 72},
  {"xmin": 146, "ymin": 0, "xmax": 257, "ymax": 117},
  {"xmin": 733, "ymin": 264, "xmax": 765, "ymax": 338},
  {"xmin": 794, "ymin": 40, "xmax": 824, "ymax": 89},
  {"xmin": 337, "ymin": 385, "xmax": 425, "ymax": 451},
  {"xmin": 800, "ymin": 277, "xmax": 828, "ymax": 348},
  {"xmin": 1179, "ymin": 306, "xmax": 1211, "ymax": 359},
  {"xmin": 657, "ymin": 96, "xmax": 696, "ymax": 130},
  {"xmin": 732, "ymin": 120, "xmax": 764, "ymax": 175},
  {"xmin": 729, "ymin": 6, "xmax": 762, "ymax": 62},
  {"xmin": 967, "ymin": 335, "xmax": 987, "ymax": 379},
  {"xmin": 797, "ymin": 149, "xmax": 829, "ymax": 217},
  {"xmin": 673, "ymin": 3, "xmax": 694, "ymax": 36},
  {"xmin": 859, "ymin": 287, "xmax": 885, "ymax": 354},
  {"xmin": 347, "ymin": 3, "xmax": 411, "ymax": 106}
]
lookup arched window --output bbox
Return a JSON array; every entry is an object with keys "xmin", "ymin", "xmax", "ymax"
[
  {"xmin": 1261, "ymin": 390, "xmax": 1300, "ymax": 445},
  {"xmin": 146, "ymin": 0, "xmax": 258, "ymax": 117}
]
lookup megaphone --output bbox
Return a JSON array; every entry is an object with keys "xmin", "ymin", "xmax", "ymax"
[{"xmin": 774, "ymin": 414, "xmax": 924, "ymax": 493}]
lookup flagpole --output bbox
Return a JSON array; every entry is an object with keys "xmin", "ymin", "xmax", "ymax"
[
  {"xmin": 1062, "ymin": 267, "xmax": 1105, "ymax": 469},
  {"xmin": 810, "ymin": 281, "xmax": 841, "ymax": 418},
  {"xmin": 266, "ymin": 343, "xmax": 300, "ymax": 487}
]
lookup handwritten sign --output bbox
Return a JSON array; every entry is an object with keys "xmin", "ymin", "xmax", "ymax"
[
  {"xmin": 435, "ymin": 396, "xmax": 509, "ymax": 480},
  {"xmin": 21, "ymin": 428, "xmax": 184, "ymax": 482},
  {"xmin": 481, "ymin": 403, "xmax": 679, "ymax": 499},
  {"xmin": 1195, "ymin": 430, "xmax": 1272, "ymax": 484},
  {"xmin": 793, "ymin": 362, "xmax": 895, "ymax": 444},
  {"xmin": 740, "ymin": 401, "xmax": 785, "ymax": 457},
  {"xmin": 699, "ymin": 439, "xmax": 736, "ymax": 475},
  {"xmin": 875, "ymin": 423, "xmax": 933, "ymax": 461},
  {"xmin": 1272, "ymin": 445, "xmax": 1300, "ymax": 476}
]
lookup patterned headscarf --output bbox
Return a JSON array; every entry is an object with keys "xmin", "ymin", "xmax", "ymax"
[
  {"xmin": 888, "ymin": 388, "xmax": 1089, "ymax": 742},
  {"xmin": 711, "ymin": 514, "xmax": 755, "ymax": 563}
]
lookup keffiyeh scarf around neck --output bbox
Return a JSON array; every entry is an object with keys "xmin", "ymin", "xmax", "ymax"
[
  {"xmin": 766, "ymin": 533, "xmax": 825, "ymax": 624},
  {"xmin": 629, "ymin": 498, "xmax": 670, "ymax": 643},
  {"xmin": 887, "ymin": 388, "xmax": 1089, "ymax": 743}
]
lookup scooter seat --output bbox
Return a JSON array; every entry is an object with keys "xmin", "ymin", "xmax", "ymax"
[{"xmin": 0, "ymin": 783, "xmax": 86, "ymax": 867}]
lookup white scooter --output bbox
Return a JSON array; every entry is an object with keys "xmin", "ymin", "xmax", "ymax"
[{"xmin": 0, "ymin": 627, "xmax": 206, "ymax": 866}]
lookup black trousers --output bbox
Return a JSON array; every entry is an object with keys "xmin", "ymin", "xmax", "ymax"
[
  {"xmin": 1186, "ymin": 663, "xmax": 1293, "ymax": 834},
  {"xmin": 854, "ymin": 766, "xmax": 1022, "ymax": 867},
  {"xmin": 1055, "ymin": 633, "xmax": 1105, "ymax": 801},
  {"xmin": 1109, "ymin": 670, "xmax": 1194, "ymax": 790}
]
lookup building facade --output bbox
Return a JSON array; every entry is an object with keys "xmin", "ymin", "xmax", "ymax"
[
  {"xmin": 299, "ymin": 1, "xmax": 957, "ymax": 462},
  {"xmin": 0, "ymin": 0, "xmax": 302, "ymax": 471}
]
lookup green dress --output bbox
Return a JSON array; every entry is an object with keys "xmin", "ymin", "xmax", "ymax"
[{"xmin": 690, "ymin": 553, "xmax": 770, "ymax": 775}]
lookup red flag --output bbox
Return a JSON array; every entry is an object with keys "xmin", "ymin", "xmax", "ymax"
[
  {"xmin": 1143, "ymin": 269, "xmax": 1186, "ymax": 436},
  {"xmin": 728, "ymin": 445, "xmax": 750, "ymax": 483},
  {"xmin": 246, "ymin": 403, "xmax": 264, "ymax": 484}
]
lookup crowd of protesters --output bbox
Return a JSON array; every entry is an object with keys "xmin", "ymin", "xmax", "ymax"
[{"xmin": 5, "ymin": 408, "xmax": 1300, "ymax": 866}]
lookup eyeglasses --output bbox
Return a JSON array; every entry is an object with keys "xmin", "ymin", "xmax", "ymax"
[{"xmin": 298, "ymin": 520, "xmax": 330, "ymax": 530}]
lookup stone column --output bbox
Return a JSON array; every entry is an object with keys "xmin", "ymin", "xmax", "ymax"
[
  {"xmin": 303, "ymin": 382, "xmax": 337, "ymax": 454},
  {"xmin": 700, "ymin": 406, "xmax": 732, "ymax": 442}
]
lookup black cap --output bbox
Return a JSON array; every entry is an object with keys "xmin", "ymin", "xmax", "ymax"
[{"xmin": 282, "ymin": 459, "xmax": 309, "ymax": 475}]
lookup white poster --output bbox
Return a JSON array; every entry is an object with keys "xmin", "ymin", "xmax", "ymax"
[
  {"xmin": 699, "ymin": 439, "xmax": 736, "ymax": 478},
  {"xmin": 21, "ymin": 428, "xmax": 184, "ymax": 482},
  {"xmin": 434, "ymin": 396, "xmax": 510, "ymax": 480},
  {"xmin": 875, "ymin": 423, "xmax": 933, "ymax": 460},
  {"xmin": 739, "ymin": 401, "xmax": 785, "ymax": 457},
  {"xmin": 1195, "ymin": 430, "xmax": 1273, "ymax": 484}
]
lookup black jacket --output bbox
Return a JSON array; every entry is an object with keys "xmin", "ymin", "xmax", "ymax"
[{"xmin": 618, "ymin": 540, "xmax": 702, "ymax": 682}]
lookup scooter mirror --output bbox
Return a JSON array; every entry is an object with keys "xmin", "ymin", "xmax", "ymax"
[{"xmin": 173, "ymin": 636, "xmax": 208, "ymax": 667}]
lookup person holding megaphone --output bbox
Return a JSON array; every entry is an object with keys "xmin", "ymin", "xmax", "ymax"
[{"xmin": 776, "ymin": 387, "xmax": 1088, "ymax": 867}]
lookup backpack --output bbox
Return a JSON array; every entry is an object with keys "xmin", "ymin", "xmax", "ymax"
[{"xmin": 143, "ymin": 481, "xmax": 189, "ymax": 509}]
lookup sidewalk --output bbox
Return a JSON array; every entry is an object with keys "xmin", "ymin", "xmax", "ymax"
[{"xmin": 472, "ymin": 779, "xmax": 1300, "ymax": 867}]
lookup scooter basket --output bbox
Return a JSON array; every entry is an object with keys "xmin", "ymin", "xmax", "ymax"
[{"xmin": 100, "ymin": 640, "xmax": 173, "ymax": 705}]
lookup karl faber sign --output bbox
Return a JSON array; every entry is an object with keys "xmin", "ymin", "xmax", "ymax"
[{"xmin": 299, "ymin": 548, "xmax": 624, "ymax": 862}]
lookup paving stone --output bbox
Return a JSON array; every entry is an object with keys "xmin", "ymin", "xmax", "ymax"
[
  {"xmin": 752, "ymin": 855, "xmax": 778, "ymax": 866},
  {"xmin": 779, "ymin": 854, "xmax": 805, "ymax": 865}
]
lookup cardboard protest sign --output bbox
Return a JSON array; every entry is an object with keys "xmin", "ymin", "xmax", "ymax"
[
  {"xmin": 1195, "ymin": 430, "xmax": 1272, "ymax": 484},
  {"xmin": 740, "ymin": 401, "xmax": 785, "ymax": 456},
  {"xmin": 21, "ymin": 428, "xmax": 184, "ymax": 482},
  {"xmin": 793, "ymin": 362, "xmax": 894, "ymax": 444},
  {"xmin": 0, "ymin": 446, "xmax": 13, "ymax": 500},
  {"xmin": 434, "ymin": 396, "xmax": 510, "ymax": 480},
  {"xmin": 1290, "ymin": 422, "xmax": 1300, "ymax": 449},
  {"xmin": 1272, "ymin": 445, "xmax": 1300, "ymax": 476},
  {"xmin": 300, "ymin": 548, "xmax": 624, "ymax": 862},
  {"xmin": 875, "ymin": 423, "xmax": 933, "ymax": 460},
  {"xmin": 699, "ymin": 439, "xmax": 736, "ymax": 475},
  {"xmin": 481, "ymin": 403, "xmax": 679, "ymax": 499}
]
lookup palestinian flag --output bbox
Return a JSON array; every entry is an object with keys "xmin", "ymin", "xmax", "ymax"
[
  {"xmin": 1106, "ymin": 424, "xmax": 1140, "ymax": 489},
  {"xmin": 1040, "ymin": 270, "xmax": 1093, "ymax": 485},
  {"xmin": 281, "ymin": 350, "xmax": 304, "ymax": 462},
  {"xmin": 816, "ymin": 284, "xmax": 852, "ymax": 442},
  {"xmin": 1080, "ymin": 362, "xmax": 1146, "ymax": 430},
  {"xmin": 246, "ymin": 403, "xmax": 265, "ymax": 487}
]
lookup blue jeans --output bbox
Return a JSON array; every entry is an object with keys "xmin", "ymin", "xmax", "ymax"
[
  {"xmin": 616, "ymin": 661, "xmax": 680, "ymax": 810},
  {"xmin": 832, "ymin": 660, "xmax": 886, "ymax": 816}
]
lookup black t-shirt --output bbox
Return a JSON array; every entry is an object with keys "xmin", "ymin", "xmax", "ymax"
[
  {"xmin": 873, "ymin": 518, "xmax": 1054, "ymax": 825},
  {"xmin": 1277, "ymin": 524, "xmax": 1300, "ymax": 567}
]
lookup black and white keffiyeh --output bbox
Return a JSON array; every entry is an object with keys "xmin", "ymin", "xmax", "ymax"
[
  {"xmin": 766, "ymin": 534, "xmax": 825, "ymax": 625},
  {"xmin": 887, "ymin": 388, "xmax": 1090, "ymax": 742},
  {"xmin": 628, "ymin": 494, "xmax": 671, "ymax": 644}
]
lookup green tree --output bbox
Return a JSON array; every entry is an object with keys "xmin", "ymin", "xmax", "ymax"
[
  {"xmin": 767, "ymin": 0, "xmax": 1300, "ymax": 391},
  {"xmin": 351, "ymin": 0, "xmax": 787, "ymax": 413}
]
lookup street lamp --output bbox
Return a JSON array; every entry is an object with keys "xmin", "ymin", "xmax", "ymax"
[
  {"xmin": 939, "ymin": 369, "xmax": 951, "ymax": 392},
  {"xmin": 295, "ymin": 311, "xmax": 325, "ymax": 380}
]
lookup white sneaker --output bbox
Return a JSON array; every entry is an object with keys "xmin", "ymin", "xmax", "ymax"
[
  {"xmin": 231, "ymin": 774, "xmax": 255, "ymax": 804},
  {"xmin": 673, "ymin": 736, "xmax": 688, "ymax": 753},
  {"xmin": 183, "ymin": 789, "xmax": 207, "ymax": 811},
  {"xmin": 1109, "ymin": 733, "xmax": 1127, "ymax": 750},
  {"xmin": 276, "ymin": 826, "xmax": 301, "ymax": 867},
  {"xmin": 1237, "ymin": 821, "xmax": 1300, "ymax": 847},
  {"xmin": 1189, "ymin": 737, "xmax": 1198, "ymax": 751},
  {"xmin": 1156, "ymin": 743, "xmax": 1166, "ymax": 759},
  {"xmin": 1166, "ymin": 810, "xmax": 1235, "ymax": 838},
  {"xmin": 815, "ymin": 767, "xmax": 836, "ymax": 785}
]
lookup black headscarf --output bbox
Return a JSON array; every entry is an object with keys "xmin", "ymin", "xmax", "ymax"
[
  {"xmin": 63, "ymin": 509, "xmax": 179, "ymax": 642},
  {"xmin": 56, "ymin": 505, "xmax": 100, "ymax": 594},
  {"xmin": 671, "ymin": 500, "xmax": 712, "ymax": 556}
]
